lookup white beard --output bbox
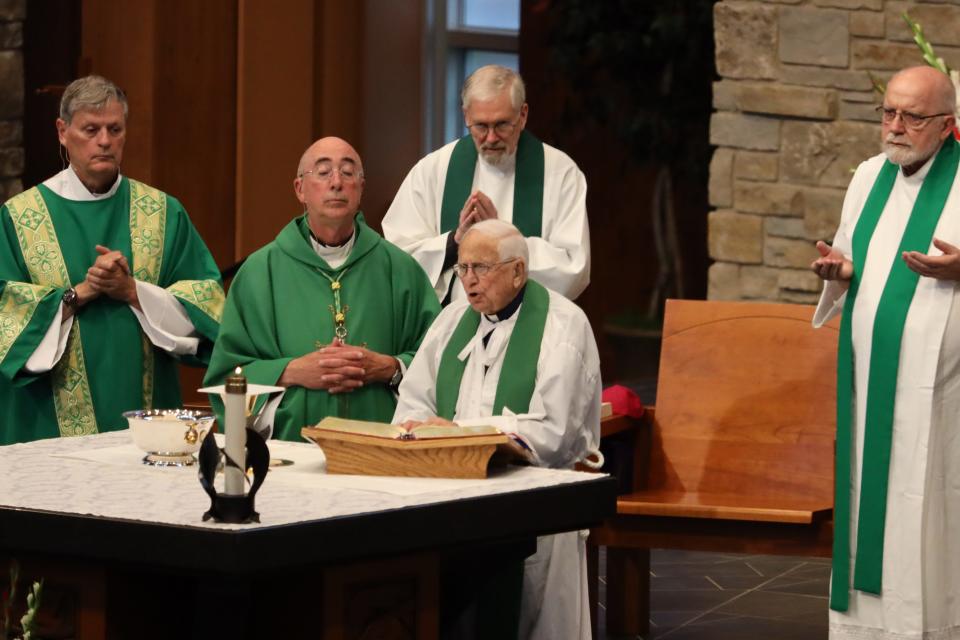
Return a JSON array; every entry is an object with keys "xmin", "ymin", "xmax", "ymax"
[{"xmin": 883, "ymin": 133, "xmax": 940, "ymax": 169}]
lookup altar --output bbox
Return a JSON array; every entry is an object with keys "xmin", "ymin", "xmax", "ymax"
[{"xmin": 0, "ymin": 432, "xmax": 615, "ymax": 639}]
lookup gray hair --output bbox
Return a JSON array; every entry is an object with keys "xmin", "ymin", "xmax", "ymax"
[
  {"xmin": 461, "ymin": 65, "xmax": 526, "ymax": 111},
  {"xmin": 59, "ymin": 75, "xmax": 128, "ymax": 123},
  {"xmin": 463, "ymin": 219, "xmax": 529, "ymax": 268}
]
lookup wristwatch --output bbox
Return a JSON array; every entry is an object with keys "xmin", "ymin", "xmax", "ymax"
[
  {"xmin": 389, "ymin": 360, "xmax": 403, "ymax": 388},
  {"xmin": 62, "ymin": 287, "xmax": 80, "ymax": 309}
]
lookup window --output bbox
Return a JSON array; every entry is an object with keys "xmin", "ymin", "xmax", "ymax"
[{"xmin": 425, "ymin": 0, "xmax": 520, "ymax": 151}]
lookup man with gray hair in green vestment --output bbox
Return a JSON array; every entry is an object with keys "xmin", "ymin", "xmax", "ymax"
[
  {"xmin": 0, "ymin": 75, "xmax": 224, "ymax": 445},
  {"xmin": 811, "ymin": 65, "xmax": 960, "ymax": 639},
  {"xmin": 205, "ymin": 136, "xmax": 439, "ymax": 440}
]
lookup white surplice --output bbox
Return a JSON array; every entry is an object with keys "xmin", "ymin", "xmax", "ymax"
[
  {"xmin": 814, "ymin": 151, "xmax": 960, "ymax": 640},
  {"xmin": 24, "ymin": 167, "xmax": 201, "ymax": 373},
  {"xmin": 382, "ymin": 138, "xmax": 591, "ymax": 302},
  {"xmin": 394, "ymin": 286, "xmax": 602, "ymax": 640}
]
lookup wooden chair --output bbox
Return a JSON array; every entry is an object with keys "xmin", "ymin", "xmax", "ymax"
[{"xmin": 590, "ymin": 299, "xmax": 839, "ymax": 638}]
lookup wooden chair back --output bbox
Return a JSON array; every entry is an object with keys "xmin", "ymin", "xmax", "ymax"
[{"xmin": 647, "ymin": 299, "xmax": 839, "ymax": 507}]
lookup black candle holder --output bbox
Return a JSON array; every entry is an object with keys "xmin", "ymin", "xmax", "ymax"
[{"xmin": 198, "ymin": 427, "xmax": 270, "ymax": 524}]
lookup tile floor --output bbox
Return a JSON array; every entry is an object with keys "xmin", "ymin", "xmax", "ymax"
[{"xmin": 596, "ymin": 548, "xmax": 831, "ymax": 639}]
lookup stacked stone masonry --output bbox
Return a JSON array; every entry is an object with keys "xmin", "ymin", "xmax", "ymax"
[
  {"xmin": 709, "ymin": 0, "xmax": 960, "ymax": 303},
  {"xmin": 0, "ymin": 0, "xmax": 23, "ymax": 202}
]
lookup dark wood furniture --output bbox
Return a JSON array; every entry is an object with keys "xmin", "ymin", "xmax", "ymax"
[
  {"xmin": 591, "ymin": 299, "xmax": 839, "ymax": 638},
  {"xmin": 0, "ymin": 452, "xmax": 615, "ymax": 640}
]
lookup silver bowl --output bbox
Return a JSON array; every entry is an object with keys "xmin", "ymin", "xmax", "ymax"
[{"xmin": 123, "ymin": 409, "xmax": 215, "ymax": 467}]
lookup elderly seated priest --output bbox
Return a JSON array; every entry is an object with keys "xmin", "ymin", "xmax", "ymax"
[
  {"xmin": 204, "ymin": 136, "xmax": 440, "ymax": 440},
  {"xmin": 393, "ymin": 218, "xmax": 602, "ymax": 640}
]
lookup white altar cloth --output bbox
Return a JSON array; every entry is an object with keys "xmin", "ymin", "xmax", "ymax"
[{"xmin": 0, "ymin": 431, "xmax": 603, "ymax": 530}]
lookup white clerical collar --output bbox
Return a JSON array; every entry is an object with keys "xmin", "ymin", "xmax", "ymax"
[
  {"xmin": 42, "ymin": 166, "xmax": 122, "ymax": 201},
  {"xmin": 310, "ymin": 231, "xmax": 355, "ymax": 269}
]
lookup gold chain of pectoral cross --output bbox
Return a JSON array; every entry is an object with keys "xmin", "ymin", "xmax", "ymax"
[{"xmin": 316, "ymin": 267, "xmax": 352, "ymax": 343}]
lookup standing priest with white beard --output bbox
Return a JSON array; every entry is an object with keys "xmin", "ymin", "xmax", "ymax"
[
  {"xmin": 382, "ymin": 64, "xmax": 590, "ymax": 304},
  {"xmin": 394, "ymin": 219, "xmax": 602, "ymax": 640},
  {"xmin": 811, "ymin": 65, "xmax": 960, "ymax": 640}
]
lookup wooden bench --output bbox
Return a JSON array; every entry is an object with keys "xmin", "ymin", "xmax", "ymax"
[{"xmin": 590, "ymin": 299, "xmax": 839, "ymax": 638}]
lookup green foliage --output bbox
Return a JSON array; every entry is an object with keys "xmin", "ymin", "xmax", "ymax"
[
  {"xmin": 0, "ymin": 561, "xmax": 42, "ymax": 640},
  {"xmin": 902, "ymin": 12, "xmax": 950, "ymax": 75}
]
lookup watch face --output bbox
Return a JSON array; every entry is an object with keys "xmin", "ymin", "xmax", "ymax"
[{"xmin": 63, "ymin": 288, "xmax": 78, "ymax": 308}]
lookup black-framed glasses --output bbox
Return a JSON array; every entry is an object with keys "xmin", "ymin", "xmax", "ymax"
[
  {"xmin": 466, "ymin": 116, "xmax": 522, "ymax": 138},
  {"xmin": 876, "ymin": 105, "xmax": 952, "ymax": 130},
  {"xmin": 453, "ymin": 258, "xmax": 518, "ymax": 278}
]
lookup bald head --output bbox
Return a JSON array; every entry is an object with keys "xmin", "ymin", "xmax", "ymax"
[
  {"xmin": 297, "ymin": 136, "xmax": 364, "ymax": 178},
  {"xmin": 887, "ymin": 66, "xmax": 956, "ymax": 114}
]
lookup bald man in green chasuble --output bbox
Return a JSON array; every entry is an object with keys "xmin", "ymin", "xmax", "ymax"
[
  {"xmin": 204, "ymin": 137, "xmax": 439, "ymax": 441},
  {"xmin": 0, "ymin": 76, "xmax": 224, "ymax": 445}
]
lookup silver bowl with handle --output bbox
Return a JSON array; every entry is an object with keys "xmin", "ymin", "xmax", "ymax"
[{"xmin": 123, "ymin": 409, "xmax": 215, "ymax": 467}]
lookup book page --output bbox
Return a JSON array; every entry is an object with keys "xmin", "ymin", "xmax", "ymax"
[
  {"xmin": 314, "ymin": 417, "xmax": 404, "ymax": 439},
  {"xmin": 409, "ymin": 424, "xmax": 502, "ymax": 439}
]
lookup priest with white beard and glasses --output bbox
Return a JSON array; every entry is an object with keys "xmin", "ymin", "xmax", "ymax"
[
  {"xmin": 393, "ymin": 219, "xmax": 602, "ymax": 640},
  {"xmin": 811, "ymin": 65, "xmax": 960, "ymax": 640},
  {"xmin": 382, "ymin": 64, "xmax": 590, "ymax": 305}
]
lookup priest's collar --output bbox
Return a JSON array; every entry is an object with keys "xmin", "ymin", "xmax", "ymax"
[
  {"xmin": 484, "ymin": 283, "xmax": 526, "ymax": 322},
  {"xmin": 900, "ymin": 148, "xmax": 937, "ymax": 182},
  {"xmin": 309, "ymin": 227, "xmax": 353, "ymax": 248},
  {"xmin": 309, "ymin": 228, "xmax": 355, "ymax": 268},
  {"xmin": 43, "ymin": 166, "xmax": 122, "ymax": 201}
]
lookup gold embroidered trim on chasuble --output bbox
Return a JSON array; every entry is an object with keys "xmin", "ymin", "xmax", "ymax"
[
  {"xmin": 5, "ymin": 188, "xmax": 97, "ymax": 436},
  {"xmin": 128, "ymin": 180, "xmax": 167, "ymax": 410},
  {"xmin": 167, "ymin": 280, "xmax": 225, "ymax": 324}
]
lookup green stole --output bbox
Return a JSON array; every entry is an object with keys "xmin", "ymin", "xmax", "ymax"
[
  {"xmin": 439, "ymin": 130, "xmax": 545, "ymax": 238},
  {"xmin": 435, "ymin": 280, "xmax": 549, "ymax": 419},
  {"xmin": 830, "ymin": 137, "xmax": 960, "ymax": 612}
]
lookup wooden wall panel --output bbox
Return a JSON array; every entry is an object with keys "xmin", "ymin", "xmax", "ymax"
[
  {"xmin": 235, "ymin": 0, "xmax": 316, "ymax": 259},
  {"xmin": 81, "ymin": 0, "xmax": 157, "ymax": 184},
  {"xmin": 359, "ymin": 1, "xmax": 425, "ymax": 230}
]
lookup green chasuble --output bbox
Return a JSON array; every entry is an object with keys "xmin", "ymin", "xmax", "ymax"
[
  {"xmin": 0, "ymin": 177, "xmax": 224, "ymax": 445},
  {"xmin": 204, "ymin": 214, "xmax": 440, "ymax": 441}
]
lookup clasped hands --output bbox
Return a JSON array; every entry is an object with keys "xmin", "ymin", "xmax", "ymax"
[
  {"xmin": 453, "ymin": 191, "xmax": 498, "ymax": 243},
  {"xmin": 811, "ymin": 239, "xmax": 960, "ymax": 282},
  {"xmin": 71, "ymin": 245, "xmax": 140, "ymax": 311},
  {"xmin": 280, "ymin": 339, "xmax": 398, "ymax": 394}
]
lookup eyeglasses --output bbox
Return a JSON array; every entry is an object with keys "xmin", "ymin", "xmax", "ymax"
[
  {"xmin": 453, "ymin": 258, "xmax": 518, "ymax": 278},
  {"xmin": 466, "ymin": 116, "xmax": 522, "ymax": 138},
  {"xmin": 876, "ymin": 105, "xmax": 952, "ymax": 130},
  {"xmin": 300, "ymin": 164, "xmax": 362, "ymax": 184}
]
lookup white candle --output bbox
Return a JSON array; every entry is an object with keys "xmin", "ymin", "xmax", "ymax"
[{"xmin": 224, "ymin": 366, "xmax": 247, "ymax": 496}]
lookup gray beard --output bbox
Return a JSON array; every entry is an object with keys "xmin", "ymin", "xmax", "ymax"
[
  {"xmin": 479, "ymin": 149, "xmax": 516, "ymax": 171},
  {"xmin": 883, "ymin": 142, "xmax": 927, "ymax": 167}
]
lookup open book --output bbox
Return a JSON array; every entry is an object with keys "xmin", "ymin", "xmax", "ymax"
[
  {"xmin": 301, "ymin": 417, "xmax": 516, "ymax": 479},
  {"xmin": 307, "ymin": 417, "xmax": 503, "ymax": 441}
]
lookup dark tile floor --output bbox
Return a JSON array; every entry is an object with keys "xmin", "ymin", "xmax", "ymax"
[{"xmin": 596, "ymin": 549, "xmax": 831, "ymax": 640}]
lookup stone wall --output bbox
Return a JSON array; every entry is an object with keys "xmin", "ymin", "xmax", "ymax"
[
  {"xmin": 708, "ymin": 0, "xmax": 960, "ymax": 303},
  {"xmin": 0, "ymin": 0, "xmax": 22, "ymax": 201}
]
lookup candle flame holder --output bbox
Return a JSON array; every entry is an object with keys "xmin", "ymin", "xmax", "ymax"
[{"xmin": 198, "ymin": 428, "xmax": 270, "ymax": 524}]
